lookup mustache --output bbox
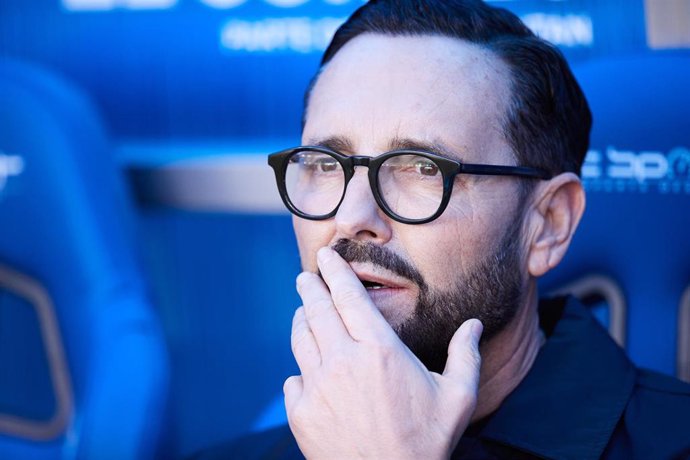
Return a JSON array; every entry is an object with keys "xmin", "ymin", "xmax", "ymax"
[{"xmin": 330, "ymin": 239, "xmax": 426, "ymax": 289}]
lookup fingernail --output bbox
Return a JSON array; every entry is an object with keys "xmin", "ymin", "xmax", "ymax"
[
  {"xmin": 296, "ymin": 272, "xmax": 316, "ymax": 292},
  {"xmin": 471, "ymin": 319, "xmax": 484, "ymax": 343},
  {"xmin": 296, "ymin": 272, "xmax": 308, "ymax": 288},
  {"xmin": 317, "ymin": 247, "xmax": 332, "ymax": 263}
]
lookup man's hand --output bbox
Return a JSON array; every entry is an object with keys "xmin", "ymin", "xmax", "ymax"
[{"xmin": 283, "ymin": 247, "xmax": 483, "ymax": 460}]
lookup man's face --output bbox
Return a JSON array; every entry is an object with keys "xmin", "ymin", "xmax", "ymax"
[{"xmin": 295, "ymin": 34, "xmax": 528, "ymax": 371}]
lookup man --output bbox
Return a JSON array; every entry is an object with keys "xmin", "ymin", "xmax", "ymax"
[{"xmin": 199, "ymin": 1, "xmax": 690, "ymax": 458}]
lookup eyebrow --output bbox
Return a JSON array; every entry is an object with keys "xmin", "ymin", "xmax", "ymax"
[
  {"xmin": 305, "ymin": 136, "xmax": 355, "ymax": 154},
  {"xmin": 387, "ymin": 136, "xmax": 463, "ymax": 161},
  {"xmin": 305, "ymin": 135, "xmax": 464, "ymax": 161}
]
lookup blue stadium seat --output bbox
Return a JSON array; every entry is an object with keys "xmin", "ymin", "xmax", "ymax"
[{"xmin": 0, "ymin": 59, "xmax": 169, "ymax": 459}]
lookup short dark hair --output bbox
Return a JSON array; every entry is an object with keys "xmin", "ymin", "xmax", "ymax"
[{"xmin": 304, "ymin": 0, "xmax": 592, "ymax": 178}]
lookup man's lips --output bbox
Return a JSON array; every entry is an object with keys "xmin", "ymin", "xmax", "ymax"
[
  {"xmin": 348, "ymin": 262, "xmax": 418, "ymax": 325},
  {"xmin": 348, "ymin": 262, "xmax": 414, "ymax": 292}
]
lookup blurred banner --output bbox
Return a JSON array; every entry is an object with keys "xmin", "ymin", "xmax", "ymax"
[{"xmin": 0, "ymin": 0, "xmax": 673, "ymax": 142}]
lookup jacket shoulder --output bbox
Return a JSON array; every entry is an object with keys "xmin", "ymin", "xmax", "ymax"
[
  {"xmin": 612, "ymin": 370, "xmax": 690, "ymax": 459},
  {"xmin": 635, "ymin": 368, "xmax": 690, "ymax": 395}
]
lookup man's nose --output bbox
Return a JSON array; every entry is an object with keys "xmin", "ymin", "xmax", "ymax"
[{"xmin": 333, "ymin": 168, "xmax": 392, "ymax": 243}]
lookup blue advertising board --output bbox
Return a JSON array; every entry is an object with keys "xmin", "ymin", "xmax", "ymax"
[{"xmin": 0, "ymin": 0, "xmax": 650, "ymax": 141}]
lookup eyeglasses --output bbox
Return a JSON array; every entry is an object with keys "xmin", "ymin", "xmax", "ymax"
[{"xmin": 268, "ymin": 146, "xmax": 552, "ymax": 225}]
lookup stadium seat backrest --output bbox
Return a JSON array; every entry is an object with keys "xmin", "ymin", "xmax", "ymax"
[{"xmin": 0, "ymin": 59, "xmax": 169, "ymax": 459}]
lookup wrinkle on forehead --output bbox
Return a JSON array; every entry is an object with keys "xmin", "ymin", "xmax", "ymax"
[{"xmin": 303, "ymin": 33, "xmax": 515, "ymax": 165}]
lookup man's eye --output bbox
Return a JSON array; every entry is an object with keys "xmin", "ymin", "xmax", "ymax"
[
  {"xmin": 415, "ymin": 160, "xmax": 440, "ymax": 177},
  {"xmin": 315, "ymin": 158, "xmax": 339, "ymax": 172},
  {"xmin": 293, "ymin": 154, "xmax": 339, "ymax": 173}
]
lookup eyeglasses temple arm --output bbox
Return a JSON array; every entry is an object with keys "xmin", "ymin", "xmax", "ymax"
[{"xmin": 460, "ymin": 163, "xmax": 552, "ymax": 180}]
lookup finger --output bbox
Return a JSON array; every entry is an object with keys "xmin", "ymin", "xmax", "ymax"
[
  {"xmin": 291, "ymin": 306, "xmax": 321, "ymax": 374},
  {"xmin": 316, "ymin": 247, "xmax": 394, "ymax": 342},
  {"xmin": 442, "ymin": 319, "xmax": 483, "ymax": 390},
  {"xmin": 297, "ymin": 271, "xmax": 351, "ymax": 354},
  {"xmin": 283, "ymin": 375, "xmax": 303, "ymax": 413}
]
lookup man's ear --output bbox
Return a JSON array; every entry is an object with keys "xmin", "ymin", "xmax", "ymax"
[{"xmin": 525, "ymin": 173, "xmax": 586, "ymax": 277}]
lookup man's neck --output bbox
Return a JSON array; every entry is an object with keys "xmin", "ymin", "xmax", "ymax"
[{"xmin": 470, "ymin": 281, "xmax": 544, "ymax": 423}]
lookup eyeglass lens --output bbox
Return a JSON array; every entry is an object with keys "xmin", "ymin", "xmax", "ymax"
[{"xmin": 284, "ymin": 150, "xmax": 445, "ymax": 220}]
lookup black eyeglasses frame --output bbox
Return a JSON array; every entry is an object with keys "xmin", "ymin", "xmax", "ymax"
[{"xmin": 268, "ymin": 146, "xmax": 552, "ymax": 225}]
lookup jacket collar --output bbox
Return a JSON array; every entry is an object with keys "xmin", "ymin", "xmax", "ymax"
[{"xmin": 478, "ymin": 296, "xmax": 637, "ymax": 460}]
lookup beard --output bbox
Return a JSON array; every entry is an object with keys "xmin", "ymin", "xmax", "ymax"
[{"xmin": 331, "ymin": 219, "xmax": 525, "ymax": 374}]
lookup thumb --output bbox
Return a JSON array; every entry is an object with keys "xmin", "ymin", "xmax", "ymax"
[{"xmin": 442, "ymin": 318, "xmax": 483, "ymax": 388}]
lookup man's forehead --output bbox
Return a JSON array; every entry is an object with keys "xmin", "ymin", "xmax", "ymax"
[{"xmin": 303, "ymin": 33, "xmax": 514, "ymax": 163}]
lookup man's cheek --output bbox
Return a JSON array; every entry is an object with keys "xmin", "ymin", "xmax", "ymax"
[
  {"xmin": 293, "ymin": 220, "xmax": 325, "ymax": 273},
  {"xmin": 297, "ymin": 244, "xmax": 319, "ymax": 273}
]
